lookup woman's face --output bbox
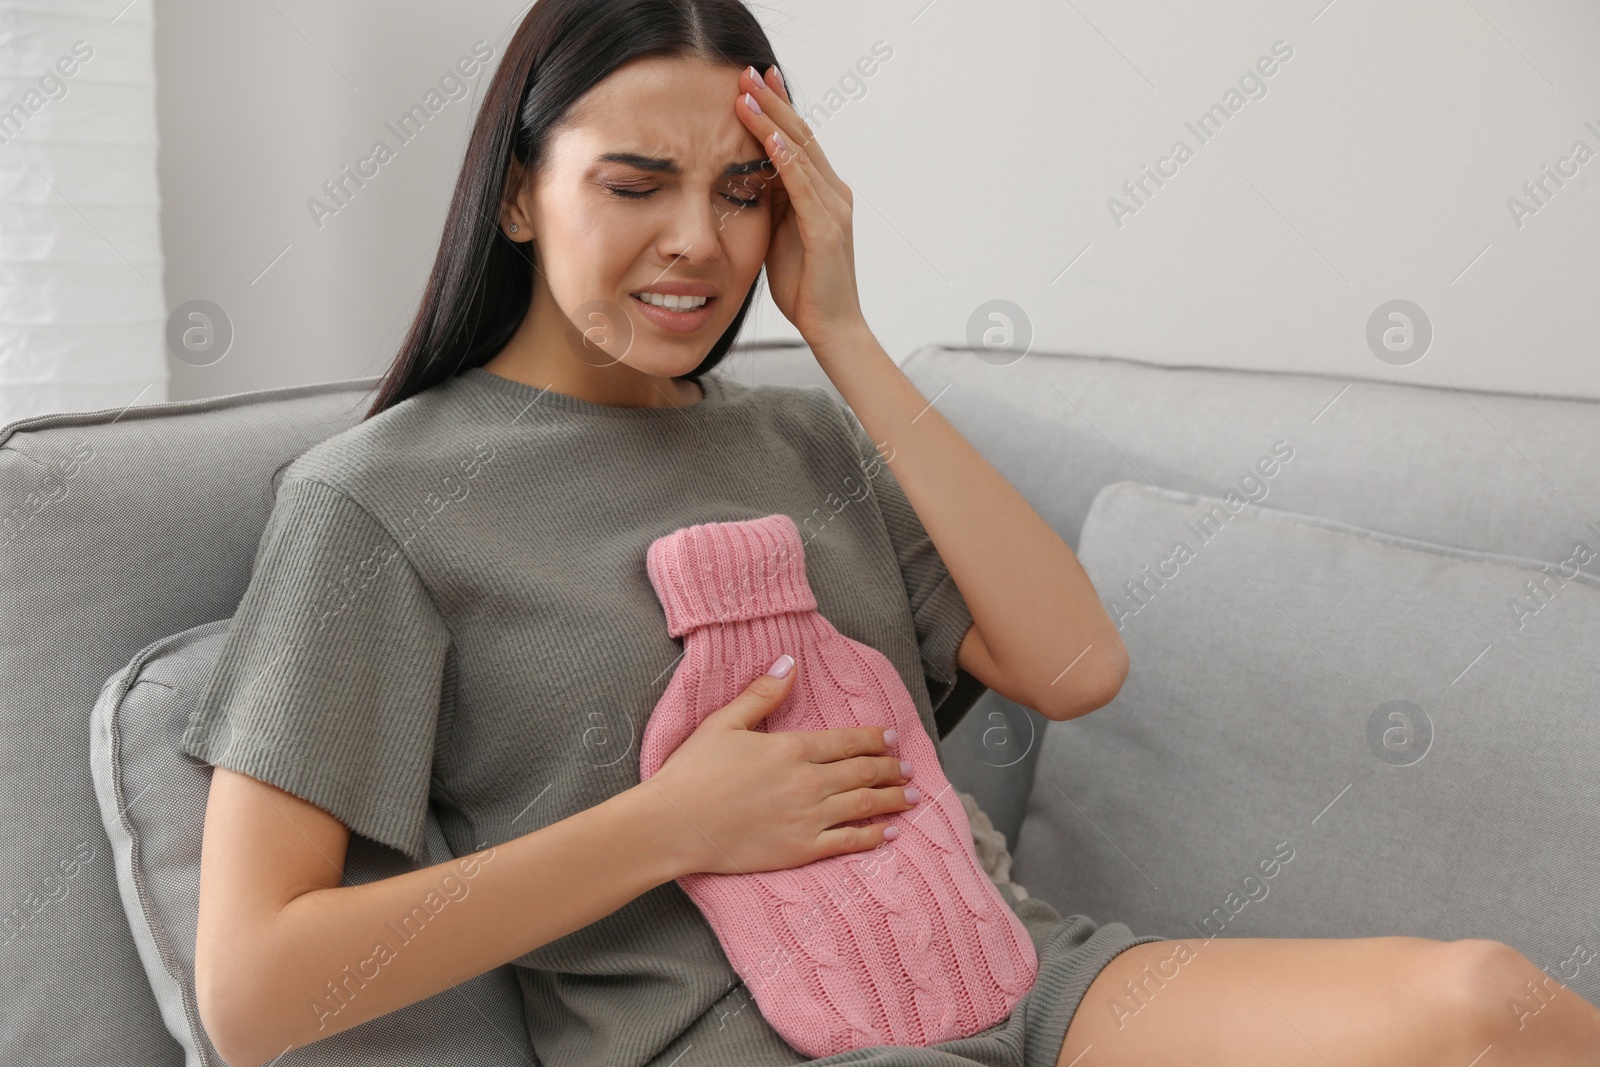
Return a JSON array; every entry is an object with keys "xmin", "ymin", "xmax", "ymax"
[{"xmin": 503, "ymin": 54, "xmax": 778, "ymax": 385}]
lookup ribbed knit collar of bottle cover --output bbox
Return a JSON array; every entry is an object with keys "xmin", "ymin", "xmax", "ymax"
[{"xmin": 648, "ymin": 513, "xmax": 819, "ymax": 636}]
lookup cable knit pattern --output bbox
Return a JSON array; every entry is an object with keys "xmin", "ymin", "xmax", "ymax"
[{"xmin": 638, "ymin": 513, "xmax": 1039, "ymax": 1057}]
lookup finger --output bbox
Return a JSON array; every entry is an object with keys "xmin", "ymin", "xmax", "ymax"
[
  {"xmin": 814, "ymin": 819, "xmax": 899, "ymax": 857},
  {"xmin": 818, "ymin": 782, "xmax": 919, "ymax": 828},
  {"xmin": 795, "ymin": 723, "xmax": 896, "ymax": 765},
  {"xmin": 762, "ymin": 63, "xmax": 792, "ymax": 107},
  {"xmin": 717, "ymin": 656, "xmax": 797, "ymax": 731},
  {"xmin": 742, "ymin": 64, "xmax": 847, "ymax": 202},
  {"xmin": 749, "ymin": 64, "xmax": 847, "ymax": 203},
  {"xmin": 748, "ymin": 119, "xmax": 840, "ymax": 243},
  {"xmin": 739, "ymin": 67, "xmax": 849, "ymax": 207},
  {"xmin": 740, "ymin": 66, "xmax": 813, "ymax": 150},
  {"xmin": 819, "ymin": 755, "xmax": 911, "ymax": 799}
]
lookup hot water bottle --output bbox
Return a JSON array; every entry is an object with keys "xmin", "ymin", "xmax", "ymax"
[{"xmin": 638, "ymin": 513, "xmax": 1038, "ymax": 1056}]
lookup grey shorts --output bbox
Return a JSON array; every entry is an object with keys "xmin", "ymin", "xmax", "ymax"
[{"xmin": 656, "ymin": 888, "xmax": 1166, "ymax": 1067}]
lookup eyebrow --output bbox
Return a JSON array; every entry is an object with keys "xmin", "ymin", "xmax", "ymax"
[{"xmin": 595, "ymin": 152, "xmax": 774, "ymax": 177}]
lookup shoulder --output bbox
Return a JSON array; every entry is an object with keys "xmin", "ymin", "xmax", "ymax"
[
  {"xmin": 714, "ymin": 375, "xmax": 859, "ymax": 443},
  {"xmin": 282, "ymin": 379, "xmax": 488, "ymax": 513},
  {"xmin": 713, "ymin": 378, "xmax": 880, "ymax": 487}
]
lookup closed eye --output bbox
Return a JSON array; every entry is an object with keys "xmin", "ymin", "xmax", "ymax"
[{"xmin": 605, "ymin": 185, "xmax": 762, "ymax": 208}]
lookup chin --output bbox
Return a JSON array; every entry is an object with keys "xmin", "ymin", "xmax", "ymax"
[
  {"xmin": 616, "ymin": 351, "xmax": 709, "ymax": 380},
  {"xmin": 621, "ymin": 333, "xmax": 722, "ymax": 373}
]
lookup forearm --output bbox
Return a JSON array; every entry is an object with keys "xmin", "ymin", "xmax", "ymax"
[
  {"xmin": 811, "ymin": 327, "xmax": 1127, "ymax": 718},
  {"xmin": 215, "ymin": 784, "xmax": 682, "ymax": 1067}
]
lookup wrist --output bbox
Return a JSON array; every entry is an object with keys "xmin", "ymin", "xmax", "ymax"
[
  {"xmin": 609, "ymin": 779, "xmax": 698, "ymax": 885},
  {"xmin": 811, "ymin": 331, "xmax": 899, "ymax": 403},
  {"xmin": 804, "ymin": 317, "xmax": 876, "ymax": 364}
]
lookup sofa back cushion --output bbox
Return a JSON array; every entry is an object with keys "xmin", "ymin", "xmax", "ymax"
[
  {"xmin": 893, "ymin": 344, "xmax": 1600, "ymax": 848},
  {"xmin": 0, "ymin": 377, "xmax": 378, "ymax": 1066},
  {"xmin": 1014, "ymin": 480, "xmax": 1600, "ymax": 1006},
  {"xmin": 906, "ymin": 344, "xmax": 1600, "ymax": 561}
]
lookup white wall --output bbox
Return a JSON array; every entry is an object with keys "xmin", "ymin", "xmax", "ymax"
[
  {"xmin": 154, "ymin": 0, "xmax": 1600, "ymax": 404},
  {"xmin": 0, "ymin": 2, "xmax": 164, "ymax": 423}
]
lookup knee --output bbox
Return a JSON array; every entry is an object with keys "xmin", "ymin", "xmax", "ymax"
[{"xmin": 1432, "ymin": 938, "xmax": 1553, "ymax": 1042}]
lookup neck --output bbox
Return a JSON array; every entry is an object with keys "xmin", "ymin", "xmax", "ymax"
[{"xmin": 484, "ymin": 288, "xmax": 703, "ymax": 409}]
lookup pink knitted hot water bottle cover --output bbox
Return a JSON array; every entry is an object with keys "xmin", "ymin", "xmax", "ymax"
[{"xmin": 638, "ymin": 513, "xmax": 1039, "ymax": 1056}]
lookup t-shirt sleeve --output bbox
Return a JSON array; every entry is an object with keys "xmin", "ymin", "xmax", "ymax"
[
  {"xmin": 181, "ymin": 475, "xmax": 451, "ymax": 866},
  {"xmin": 835, "ymin": 400, "xmax": 988, "ymax": 740}
]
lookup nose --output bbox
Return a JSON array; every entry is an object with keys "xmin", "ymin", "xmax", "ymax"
[{"xmin": 654, "ymin": 192, "xmax": 728, "ymax": 266}]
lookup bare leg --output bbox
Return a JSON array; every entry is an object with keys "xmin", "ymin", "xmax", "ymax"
[{"xmin": 1056, "ymin": 935, "xmax": 1600, "ymax": 1067}]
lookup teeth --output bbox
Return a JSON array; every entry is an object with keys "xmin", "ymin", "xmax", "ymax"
[{"xmin": 634, "ymin": 292, "xmax": 709, "ymax": 310}]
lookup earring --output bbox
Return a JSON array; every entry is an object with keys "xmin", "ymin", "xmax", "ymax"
[{"xmin": 510, "ymin": 223, "xmax": 519, "ymax": 233}]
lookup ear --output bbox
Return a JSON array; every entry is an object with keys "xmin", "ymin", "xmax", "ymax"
[{"xmin": 500, "ymin": 156, "xmax": 533, "ymax": 241}]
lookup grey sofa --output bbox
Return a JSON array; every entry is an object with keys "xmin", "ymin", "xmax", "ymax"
[{"xmin": 4, "ymin": 341, "xmax": 1596, "ymax": 1065}]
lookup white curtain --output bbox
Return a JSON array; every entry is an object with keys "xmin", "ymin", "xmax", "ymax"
[{"xmin": 0, "ymin": 0, "xmax": 165, "ymax": 425}]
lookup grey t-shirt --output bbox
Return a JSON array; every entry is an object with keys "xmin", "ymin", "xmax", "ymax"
[{"xmin": 182, "ymin": 365, "xmax": 990, "ymax": 1065}]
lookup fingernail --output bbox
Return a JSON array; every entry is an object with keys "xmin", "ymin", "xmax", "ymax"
[
  {"xmin": 745, "ymin": 64, "xmax": 761, "ymax": 83},
  {"xmin": 766, "ymin": 654, "xmax": 794, "ymax": 678},
  {"xmin": 883, "ymin": 728, "xmax": 898, "ymax": 744},
  {"xmin": 883, "ymin": 825, "xmax": 899, "ymax": 840},
  {"xmin": 771, "ymin": 66, "xmax": 786, "ymax": 93},
  {"xmin": 743, "ymin": 91, "xmax": 762, "ymax": 116},
  {"xmin": 900, "ymin": 760, "xmax": 913, "ymax": 778},
  {"xmin": 904, "ymin": 787, "xmax": 921, "ymax": 804}
]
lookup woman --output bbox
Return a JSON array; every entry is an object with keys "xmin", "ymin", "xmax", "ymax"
[{"xmin": 184, "ymin": 1, "xmax": 1600, "ymax": 1065}]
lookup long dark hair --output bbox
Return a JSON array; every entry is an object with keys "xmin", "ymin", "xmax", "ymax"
[{"xmin": 272, "ymin": 0, "xmax": 782, "ymax": 492}]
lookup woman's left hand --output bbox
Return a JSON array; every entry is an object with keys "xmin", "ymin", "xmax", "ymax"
[{"xmin": 736, "ymin": 65, "xmax": 867, "ymax": 352}]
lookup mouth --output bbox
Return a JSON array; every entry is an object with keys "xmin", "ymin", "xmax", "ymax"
[{"xmin": 628, "ymin": 291, "xmax": 719, "ymax": 334}]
